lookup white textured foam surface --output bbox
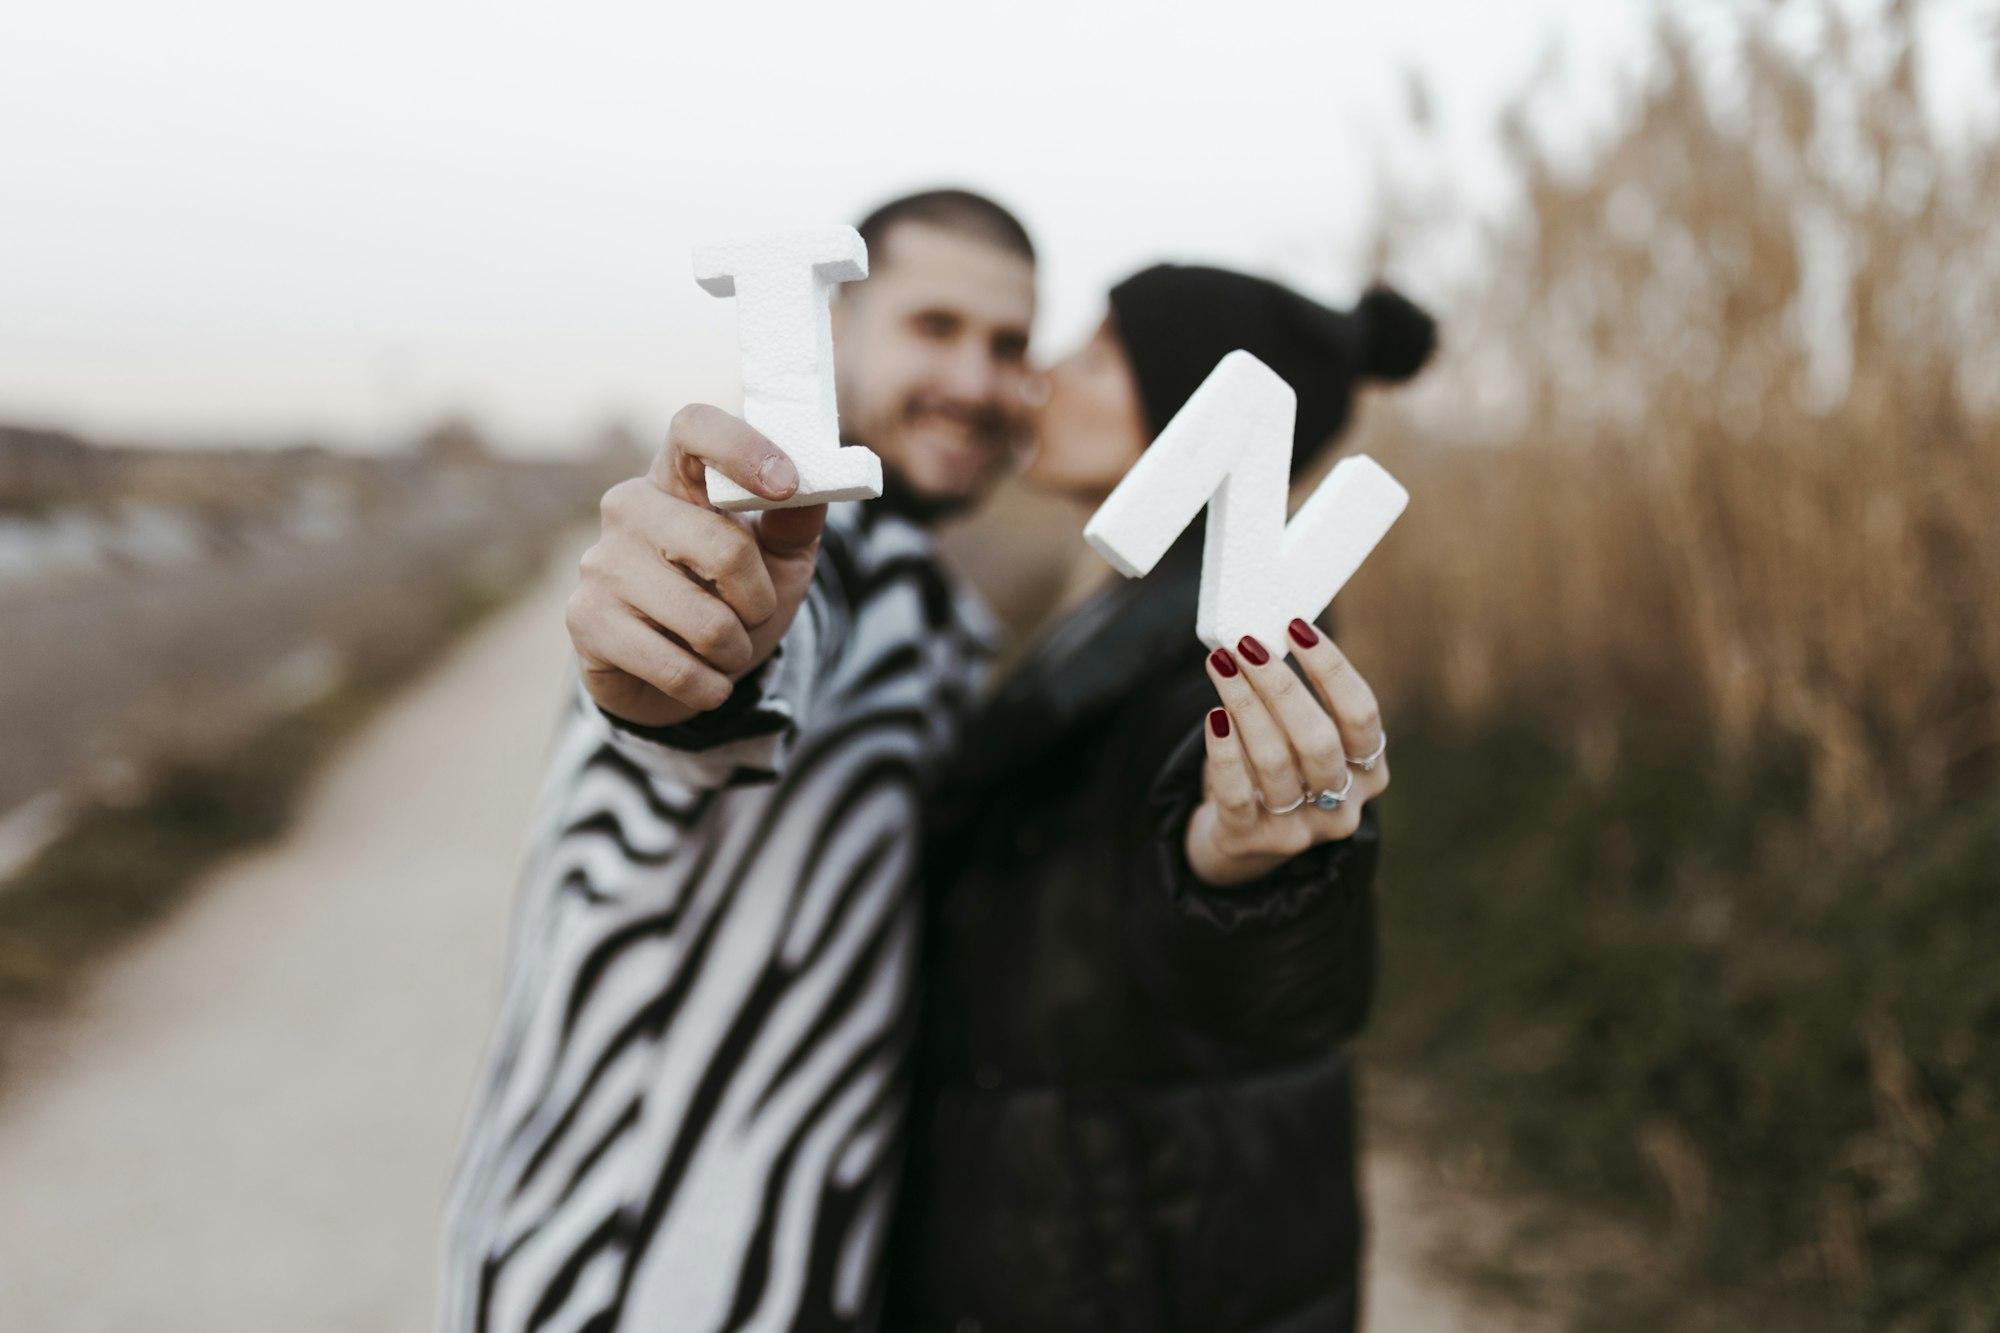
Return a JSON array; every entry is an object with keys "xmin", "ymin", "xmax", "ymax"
[
  {"xmin": 1083, "ymin": 350, "xmax": 1409, "ymax": 659},
  {"xmin": 692, "ymin": 226, "xmax": 883, "ymax": 511}
]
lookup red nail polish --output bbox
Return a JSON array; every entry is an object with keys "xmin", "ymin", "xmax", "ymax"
[
  {"xmin": 1209, "ymin": 648, "xmax": 1238, "ymax": 678},
  {"xmin": 1208, "ymin": 707, "xmax": 1230, "ymax": 738},
  {"xmin": 1237, "ymin": 636, "xmax": 1270, "ymax": 666},
  {"xmin": 1288, "ymin": 618, "xmax": 1319, "ymax": 648}
]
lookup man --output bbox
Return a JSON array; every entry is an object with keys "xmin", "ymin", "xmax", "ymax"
[{"xmin": 441, "ymin": 189, "xmax": 1037, "ymax": 1333}]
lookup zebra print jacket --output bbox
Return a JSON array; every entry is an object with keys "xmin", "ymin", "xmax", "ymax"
[{"xmin": 442, "ymin": 500, "xmax": 994, "ymax": 1333}]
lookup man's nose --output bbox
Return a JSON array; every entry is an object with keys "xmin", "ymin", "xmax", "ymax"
[{"xmin": 938, "ymin": 343, "xmax": 1005, "ymax": 404}]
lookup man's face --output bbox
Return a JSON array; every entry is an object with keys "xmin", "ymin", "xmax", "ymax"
[{"xmin": 831, "ymin": 222, "xmax": 1036, "ymax": 509}]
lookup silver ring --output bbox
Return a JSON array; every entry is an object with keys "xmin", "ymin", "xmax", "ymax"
[
  {"xmin": 1312, "ymin": 769, "xmax": 1355, "ymax": 811},
  {"xmin": 1346, "ymin": 731, "xmax": 1387, "ymax": 773},
  {"xmin": 1257, "ymin": 788, "xmax": 1311, "ymax": 815}
]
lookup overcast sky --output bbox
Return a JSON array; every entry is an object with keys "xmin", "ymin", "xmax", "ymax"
[{"xmin": 1, "ymin": 0, "xmax": 1989, "ymax": 454}]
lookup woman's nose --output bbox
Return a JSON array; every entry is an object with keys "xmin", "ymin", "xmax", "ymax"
[{"xmin": 1017, "ymin": 368, "xmax": 1052, "ymax": 411}]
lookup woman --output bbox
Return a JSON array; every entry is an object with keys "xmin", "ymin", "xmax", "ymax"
[{"xmin": 885, "ymin": 265, "xmax": 1436, "ymax": 1331}]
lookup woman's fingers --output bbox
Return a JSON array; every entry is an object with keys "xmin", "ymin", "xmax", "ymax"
[
  {"xmin": 1200, "ymin": 707, "xmax": 1260, "ymax": 835},
  {"xmin": 1230, "ymin": 633, "xmax": 1351, "ymax": 797},
  {"xmin": 1285, "ymin": 619, "xmax": 1386, "ymax": 771},
  {"xmin": 1196, "ymin": 627, "xmax": 1389, "ymax": 875},
  {"xmin": 1206, "ymin": 646, "xmax": 1303, "ymax": 805},
  {"xmin": 1187, "ymin": 703, "xmax": 1293, "ymax": 885}
]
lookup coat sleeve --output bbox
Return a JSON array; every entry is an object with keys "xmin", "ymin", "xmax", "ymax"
[{"xmin": 1118, "ymin": 668, "xmax": 1379, "ymax": 1058}]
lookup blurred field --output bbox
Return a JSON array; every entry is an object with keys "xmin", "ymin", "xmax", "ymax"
[
  {"xmin": 1333, "ymin": 6, "xmax": 2000, "ymax": 1329},
  {"xmin": 0, "ymin": 424, "xmax": 613, "ymax": 1047},
  {"xmin": 0, "ymin": 426, "xmax": 605, "ymax": 816}
]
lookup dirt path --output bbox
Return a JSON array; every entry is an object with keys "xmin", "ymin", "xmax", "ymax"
[
  {"xmin": 0, "ymin": 550, "xmax": 577, "ymax": 1331},
  {"xmin": 0, "ymin": 546, "xmax": 1530, "ymax": 1332},
  {"xmin": 1363, "ymin": 1149, "xmax": 1543, "ymax": 1332}
]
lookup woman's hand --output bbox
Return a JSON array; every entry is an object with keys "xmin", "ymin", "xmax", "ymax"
[{"xmin": 1184, "ymin": 618, "xmax": 1390, "ymax": 888}]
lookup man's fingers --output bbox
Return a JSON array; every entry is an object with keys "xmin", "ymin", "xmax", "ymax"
[
  {"xmin": 1201, "ymin": 707, "xmax": 1260, "ymax": 834},
  {"xmin": 608, "ymin": 563, "xmax": 755, "ymax": 675},
  {"xmin": 1231, "ymin": 633, "xmax": 1349, "ymax": 795},
  {"xmin": 1285, "ymin": 619, "xmax": 1386, "ymax": 763},
  {"xmin": 653, "ymin": 404, "xmax": 799, "ymax": 504},
  {"xmin": 566, "ymin": 586, "xmax": 732, "ymax": 713},
  {"xmin": 1206, "ymin": 646, "xmax": 1302, "ymax": 803},
  {"xmin": 599, "ymin": 483, "xmax": 779, "ymax": 627},
  {"xmin": 754, "ymin": 503, "xmax": 828, "ymax": 560},
  {"xmin": 662, "ymin": 516, "xmax": 776, "ymax": 630}
]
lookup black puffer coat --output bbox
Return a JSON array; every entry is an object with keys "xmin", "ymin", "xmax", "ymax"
[{"xmin": 883, "ymin": 537, "xmax": 1380, "ymax": 1332}]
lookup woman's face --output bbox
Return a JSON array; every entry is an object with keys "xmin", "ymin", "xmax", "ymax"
[{"xmin": 1022, "ymin": 315, "xmax": 1149, "ymax": 502}]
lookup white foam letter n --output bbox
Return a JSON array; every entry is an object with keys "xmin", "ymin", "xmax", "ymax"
[{"xmin": 1082, "ymin": 351, "xmax": 1409, "ymax": 660}]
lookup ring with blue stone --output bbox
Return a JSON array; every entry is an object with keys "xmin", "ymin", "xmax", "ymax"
[{"xmin": 1313, "ymin": 769, "xmax": 1355, "ymax": 812}]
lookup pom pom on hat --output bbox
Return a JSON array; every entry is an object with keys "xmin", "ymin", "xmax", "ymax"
[{"xmin": 1355, "ymin": 285, "xmax": 1437, "ymax": 383}]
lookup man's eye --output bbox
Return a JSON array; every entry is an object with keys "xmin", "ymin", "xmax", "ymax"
[
  {"xmin": 992, "ymin": 335, "xmax": 1029, "ymax": 364},
  {"xmin": 912, "ymin": 312, "xmax": 959, "ymax": 340}
]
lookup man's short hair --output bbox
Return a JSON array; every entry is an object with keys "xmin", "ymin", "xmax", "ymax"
[{"xmin": 855, "ymin": 188, "xmax": 1035, "ymax": 267}]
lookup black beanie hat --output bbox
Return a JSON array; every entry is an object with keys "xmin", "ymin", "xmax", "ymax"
[{"xmin": 1106, "ymin": 264, "xmax": 1436, "ymax": 475}]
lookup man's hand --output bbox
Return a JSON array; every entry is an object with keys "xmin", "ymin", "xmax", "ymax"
[
  {"xmin": 566, "ymin": 404, "xmax": 828, "ymax": 729},
  {"xmin": 1185, "ymin": 619, "xmax": 1391, "ymax": 888}
]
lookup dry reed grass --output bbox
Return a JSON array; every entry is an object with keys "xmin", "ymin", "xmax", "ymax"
[
  {"xmin": 1339, "ymin": 6, "xmax": 2000, "ymax": 1326},
  {"xmin": 1341, "ymin": 1, "xmax": 1998, "ymax": 841}
]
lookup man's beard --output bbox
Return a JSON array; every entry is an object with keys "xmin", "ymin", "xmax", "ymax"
[
  {"xmin": 848, "ymin": 396, "xmax": 1020, "ymax": 527},
  {"xmin": 876, "ymin": 462, "xmax": 982, "ymax": 526}
]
